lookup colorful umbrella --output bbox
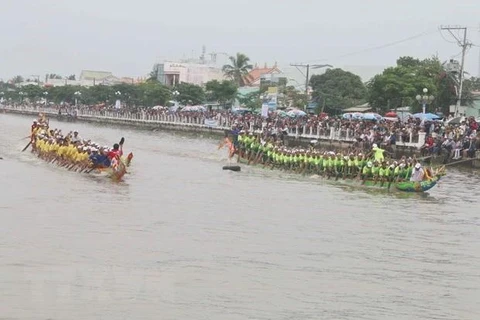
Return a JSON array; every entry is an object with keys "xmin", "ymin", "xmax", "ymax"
[
  {"xmin": 182, "ymin": 105, "xmax": 206, "ymax": 112},
  {"xmin": 413, "ymin": 113, "xmax": 440, "ymax": 120},
  {"xmin": 274, "ymin": 110, "xmax": 288, "ymax": 117},
  {"xmin": 385, "ymin": 111, "xmax": 397, "ymax": 117},
  {"xmin": 287, "ymin": 109, "xmax": 307, "ymax": 117},
  {"xmin": 342, "ymin": 112, "xmax": 353, "ymax": 119}
]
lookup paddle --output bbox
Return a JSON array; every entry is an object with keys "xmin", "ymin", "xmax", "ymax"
[
  {"xmin": 21, "ymin": 141, "xmax": 32, "ymax": 152},
  {"xmin": 443, "ymin": 158, "xmax": 473, "ymax": 167}
]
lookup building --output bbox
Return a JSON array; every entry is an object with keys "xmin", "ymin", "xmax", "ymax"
[
  {"xmin": 79, "ymin": 70, "xmax": 118, "ymax": 85},
  {"xmin": 448, "ymin": 91, "xmax": 480, "ymax": 117},
  {"xmin": 468, "ymin": 91, "xmax": 480, "ymax": 117},
  {"xmin": 244, "ymin": 63, "xmax": 282, "ymax": 87},
  {"xmin": 152, "ymin": 61, "xmax": 224, "ymax": 87},
  {"xmin": 39, "ymin": 71, "xmax": 144, "ymax": 87}
]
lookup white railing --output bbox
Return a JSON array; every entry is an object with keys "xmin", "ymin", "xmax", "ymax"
[
  {"xmin": 287, "ymin": 124, "xmax": 425, "ymax": 148},
  {"xmin": 1, "ymin": 105, "xmax": 425, "ymax": 148},
  {"xmin": 2, "ymin": 105, "xmax": 233, "ymax": 131}
]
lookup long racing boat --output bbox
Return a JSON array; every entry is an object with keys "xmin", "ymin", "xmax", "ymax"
[
  {"xmin": 25, "ymin": 120, "xmax": 133, "ymax": 181},
  {"xmin": 236, "ymin": 154, "xmax": 445, "ymax": 193}
]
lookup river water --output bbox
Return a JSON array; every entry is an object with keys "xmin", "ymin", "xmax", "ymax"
[{"xmin": 0, "ymin": 113, "xmax": 479, "ymax": 320}]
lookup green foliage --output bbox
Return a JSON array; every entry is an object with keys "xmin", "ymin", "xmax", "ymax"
[
  {"xmin": 147, "ymin": 68, "xmax": 158, "ymax": 82},
  {"xmin": 237, "ymin": 92, "xmax": 261, "ymax": 110},
  {"xmin": 310, "ymin": 68, "xmax": 367, "ymax": 111},
  {"xmin": 367, "ymin": 56, "xmax": 472, "ymax": 114},
  {"xmin": 23, "ymin": 84, "xmax": 44, "ymax": 100},
  {"xmin": 10, "ymin": 75, "xmax": 24, "ymax": 84},
  {"xmin": 205, "ymin": 80, "xmax": 237, "ymax": 106},
  {"xmin": 5, "ymin": 82, "xmax": 172, "ymax": 107},
  {"xmin": 47, "ymin": 85, "xmax": 83, "ymax": 103},
  {"xmin": 138, "ymin": 82, "xmax": 171, "ymax": 106},
  {"xmin": 175, "ymin": 82, "xmax": 205, "ymax": 105},
  {"xmin": 283, "ymin": 85, "xmax": 307, "ymax": 109},
  {"xmin": 222, "ymin": 53, "xmax": 253, "ymax": 87},
  {"xmin": 48, "ymin": 74, "xmax": 63, "ymax": 79},
  {"xmin": 464, "ymin": 77, "xmax": 480, "ymax": 92}
]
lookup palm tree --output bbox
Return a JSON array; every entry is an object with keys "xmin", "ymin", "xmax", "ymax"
[{"xmin": 222, "ymin": 53, "xmax": 253, "ymax": 87}]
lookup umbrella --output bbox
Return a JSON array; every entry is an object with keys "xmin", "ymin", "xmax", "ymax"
[
  {"xmin": 287, "ymin": 109, "xmax": 307, "ymax": 117},
  {"xmin": 274, "ymin": 110, "xmax": 288, "ymax": 117},
  {"xmin": 413, "ymin": 113, "xmax": 440, "ymax": 120},
  {"xmin": 182, "ymin": 105, "xmax": 206, "ymax": 112},
  {"xmin": 342, "ymin": 112, "xmax": 353, "ymax": 119},
  {"xmin": 362, "ymin": 113, "xmax": 383, "ymax": 121},
  {"xmin": 232, "ymin": 108, "xmax": 251, "ymax": 115},
  {"xmin": 351, "ymin": 112, "xmax": 363, "ymax": 120},
  {"xmin": 385, "ymin": 111, "xmax": 397, "ymax": 117},
  {"xmin": 446, "ymin": 116, "xmax": 466, "ymax": 125}
]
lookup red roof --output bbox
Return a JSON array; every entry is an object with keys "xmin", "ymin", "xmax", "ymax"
[{"xmin": 245, "ymin": 66, "xmax": 281, "ymax": 86}]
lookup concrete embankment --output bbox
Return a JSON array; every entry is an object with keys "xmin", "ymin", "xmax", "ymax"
[
  {"xmin": 2, "ymin": 107, "xmax": 351, "ymax": 146},
  {"xmin": 2, "ymin": 107, "xmax": 229, "ymax": 136}
]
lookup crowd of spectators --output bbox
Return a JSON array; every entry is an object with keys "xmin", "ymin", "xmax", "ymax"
[{"xmin": 420, "ymin": 116, "xmax": 478, "ymax": 160}]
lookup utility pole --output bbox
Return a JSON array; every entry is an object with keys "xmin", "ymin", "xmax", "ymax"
[
  {"xmin": 289, "ymin": 63, "xmax": 332, "ymax": 110},
  {"xmin": 440, "ymin": 25, "xmax": 472, "ymax": 116},
  {"xmin": 478, "ymin": 23, "xmax": 480, "ymax": 78}
]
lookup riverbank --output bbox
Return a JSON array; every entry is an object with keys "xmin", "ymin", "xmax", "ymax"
[
  {"xmin": 2, "ymin": 105, "xmax": 480, "ymax": 169},
  {"xmin": 2, "ymin": 105, "xmax": 229, "ymax": 136},
  {"xmin": 1, "ymin": 105, "xmax": 425, "ymax": 149}
]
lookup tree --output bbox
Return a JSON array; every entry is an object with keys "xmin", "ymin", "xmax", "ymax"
[
  {"xmin": 138, "ymin": 82, "xmax": 171, "ymax": 106},
  {"xmin": 237, "ymin": 91, "xmax": 261, "ymax": 110},
  {"xmin": 47, "ymin": 85, "xmax": 83, "ymax": 104},
  {"xmin": 282, "ymin": 85, "xmax": 307, "ymax": 109},
  {"xmin": 222, "ymin": 53, "xmax": 253, "ymax": 87},
  {"xmin": 147, "ymin": 68, "xmax": 158, "ymax": 82},
  {"xmin": 48, "ymin": 74, "xmax": 63, "ymax": 79},
  {"xmin": 367, "ymin": 56, "xmax": 473, "ymax": 114},
  {"xmin": 67, "ymin": 74, "xmax": 76, "ymax": 80},
  {"xmin": 10, "ymin": 75, "xmax": 24, "ymax": 84},
  {"xmin": 310, "ymin": 68, "xmax": 367, "ymax": 112},
  {"xmin": 464, "ymin": 77, "xmax": 480, "ymax": 92},
  {"xmin": 175, "ymin": 82, "xmax": 205, "ymax": 105},
  {"xmin": 22, "ymin": 84, "xmax": 43, "ymax": 100},
  {"xmin": 205, "ymin": 80, "xmax": 237, "ymax": 106},
  {"xmin": 83, "ymin": 85, "xmax": 114, "ymax": 105}
]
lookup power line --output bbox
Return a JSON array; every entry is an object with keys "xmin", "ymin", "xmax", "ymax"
[
  {"xmin": 289, "ymin": 63, "xmax": 332, "ymax": 109},
  {"xmin": 304, "ymin": 30, "xmax": 438, "ymax": 63},
  {"xmin": 440, "ymin": 25, "xmax": 473, "ymax": 115}
]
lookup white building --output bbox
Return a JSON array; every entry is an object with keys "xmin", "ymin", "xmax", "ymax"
[{"xmin": 152, "ymin": 61, "xmax": 224, "ymax": 86}]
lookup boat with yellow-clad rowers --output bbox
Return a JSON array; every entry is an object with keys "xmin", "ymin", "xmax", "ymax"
[{"xmin": 25, "ymin": 118, "xmax": 133, "ymax": 181}]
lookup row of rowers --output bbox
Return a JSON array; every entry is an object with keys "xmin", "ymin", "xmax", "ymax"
[
  {"xmin": 264, "ymin": 147, "xmax": 413, "ymax": 168},
  {"xmin": 33, "ymin": 129, "xmax": 116, "ymax": 167},
  {"xmin": 241, "ymin": 142, "xmax": 426, "ymax": 180}
]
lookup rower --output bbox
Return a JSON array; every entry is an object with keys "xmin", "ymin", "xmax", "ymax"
[
  {"xmin": 96, "ymin": 147, "xmax": 111, "ymax": 168},
  {"xmin": 89, "ymin": 148, "xmax": 101, "ymax": 165},
  {"xmin": 361, "ymin": 161, "xmax": 373, "ymax": 182}
]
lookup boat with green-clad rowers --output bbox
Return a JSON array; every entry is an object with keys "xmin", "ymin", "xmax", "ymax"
[{"xmin": 233, "ymin": 131, "xmax": 445, "ymax": 193}]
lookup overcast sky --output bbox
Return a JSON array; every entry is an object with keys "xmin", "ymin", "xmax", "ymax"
[{"xmin": 1, "ymin": 0, "xmax": 479, "ymax": 81}]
